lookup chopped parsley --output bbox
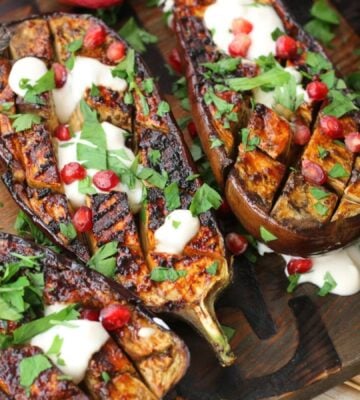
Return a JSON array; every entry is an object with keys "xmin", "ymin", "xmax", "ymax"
[
  {"xmin": 164, "ymin": 182, "xmax": 181, "ymax": 211},
  {"xmin": 273, "ymin": 75, "xmax": 304, "ymax": 113},
  {"xmin": 314, "ymin": 202, "xmax": 329, "ymax": 216},
  {"xmin": 221, "ymin": 325, "xmax": 235, "ymax": 341},
  {"xmin": 201, "ymin": 57, "xmax": 241, "ymax": 76},
  {"xmin": 172, "ymin": 220, "xmax": 181, "ymax": 229},
  {"xmin": 206, "ymin": 261, "xmax": 219, "ymax": 276},
  {"xmin": 87, "ymin": 241, "xmax": 118, "ymax": 278},
  {"xmin": 102, "ymin": 371, "xmax": 111, "ymax": 383},
  {"xmin": 271, "ymin": 27, "xmax": 285, "ymax": 41},
  {"xmin": 310, "ymin": 187, "xmax": 330, "ymax": 200},
  {"xmin": 322, "ymin": 90, "xmax": 358, "ymax": 118},
  {"xmin": 318, "ymin": 271, "xmax": 337, "ymax": 296},
  {"xmin": 65, "ymin": 38, "xmax": 83, "ymax": 70},
  {"xmin": 150, "ymin": 267, "xmax": 187, "ymax": 282},
  {"xmin": 210, "ymin": 137, "xmax": 224, "ymax": 149},
  {"xmin": 157, "ymin": 100, "xmax": 170, "ymax": 117},
  {"xmin": 118, "ymin": 17, "xmax": 158, "ymax": 53},
  {"xmin": 22, "ymin": 70, "xmax": 55, "ymax": 104},
  {"xmin": 78, "ymin": 176, "xmax": 97, "ymax": 195},
  {"xmin": 241, "ymin": 128, "xmax": 260, "ymax": 152},
  {"xmin": 59, "ymin": 222, "xmax": 77, "ymax": 241},
  {"xmin": 142, "ymin": 78, "xmax": 154, "ymax": 94},
  {"xmin": 259, "ymin": 226, "xmax": 277, "ymax": 242},
  {"xmin": 148, "ymin": 149, "xmax": 161, "ymax": 165},
  {"xmin": 317, "ymin": 146, "xmax": 329, "ymax": 159},
  {"xmin": 9, "ymin": 113, "xmax": 41, "ymax": 132},
  {"xmin": 287, "ymin": 274, "xmax": 300, "ymax": 293},
  {"xmin": 189, "ymin": 184, "xmax": 222, "ymax": 216},
  {"xmin": 19, "ymin": 354, "xmax": 52, "ymax": 389},
  {"xmin": 328, "ymin": 163, "xmax": 349, "ymax": 179}
]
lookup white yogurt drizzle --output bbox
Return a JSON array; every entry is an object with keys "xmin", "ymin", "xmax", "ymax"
[
  {"xmin": 258, "ymin": 242, "xmax": 360, "ymax": 296},
  {"xmin": 57, "ymin": 121, "xmax": 143, "ymax": 213},
  {"xmin": 30, "ymin": 303, "xmax": 109, "ymax": 384},
  {"xmin": 154, "ymin": 209, "xmax": 200, "ymax": 254}
]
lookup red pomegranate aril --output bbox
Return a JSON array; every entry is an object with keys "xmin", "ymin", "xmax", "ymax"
[
  {"xmin": 83, "ymin": 24, "xmax": 106, "ymax": 49},
  {"xmin": 106, "ymin": 41, "xmax": 126, "ymax": 62},
  {"xmin": 225, "ymin": 232, "xmax": 248, "ymax": 255},
  {"xmin": 52, "ymin": 63, "xmax": 67, "ymax": 88},
  {"xmin": 293, "ymin": 123, "xmax": 311, "ymax": 145},
  {"xmin": 319, "ymin": 115, "xmax": 343, "ymax": 139},
  {"xmin": 301, "ymin": 159, "xmax": 327, "ymax": 185},
  {"xmin": 168, "ymin": 48, "xmax": 182, "ymax": 74},
  {"xmin": 60, "ymin": 162, "xmax": 86, "ymax": 185},
  {"xmin": 100, "ymin": 304, "xmax": 131, "ymax": 331},
  {"xmin": 72, "ymin": 206, "xmax": 93, "ymax": 232},
  {"xmin": 306, "ymin": 81, "xmax": 328, "ymax": 101},
  {"xmin": 231, "ymin": 17, "xmax": 253, "ymax": 35},
  {"xmin": 275, "ymin": 35, "xmax": 298, "ymax": 59},
  {"xmin": 81, "ymin": 308, "xmax": 100, "ymax": 321},
  {"xmin": 228, "ymin": 34, "xmax": 251, "ymax": 57},
  {"xmin": 55, "ymin": 124, "xmax": 71, "ymax": 141},
  {"xmin": 345, "ymin": 132, "xmax": 360, "ymax": 153},
  {"xmin": 187, "ymin": 121, "xmax": 198, "ymax": 138},
  {"xmin": 93, "ymin": 170, "xmax": 119, "ymax": 191},
  {"xmin": 287, "ymin": 258, "xmax": 313, "ymax": 275}
]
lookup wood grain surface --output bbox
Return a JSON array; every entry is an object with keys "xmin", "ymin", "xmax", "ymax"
[{"xmin": 0, "ymin": 0, "xmax": 359, "ymax": 399}]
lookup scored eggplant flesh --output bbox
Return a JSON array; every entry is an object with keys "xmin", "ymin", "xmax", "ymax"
[
  {"xmin": 0, "ymin": 12, "xmax": 234, "ymax": 370},
  {"xmin": 0, "ymin": 232, "xmax": 189, "ymax": 399},
  {"xmin": 173, "ymin": 0, "xmax": 360, "ymax": 256}
]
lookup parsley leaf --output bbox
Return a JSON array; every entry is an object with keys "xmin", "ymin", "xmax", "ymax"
[
  {"xmin": 149, "ymin": 149, "xmax": 161, "ymax": 165},
  {"xmin": 189, "ymin": 184, "xmax": 222, "ymax": 216},
  {"xmin": 322, "ymin": 90, "xmax": 358, "ymax": 118},
  {"xmin": 210, "ymin": 137, "xmax": 224, "ymax": 149},
  {"xmin": 306, "ymin": 52, "xmax": 332, "ymax": 74},
  {"xmin": 78, "ymin": 176, "xmax": 97, "ymax": 195},
  {"xmin": 142, "ymin": 78, "xmax": 154, "ymax": 94},
  {"xmin": 221, "ymin": 325, "xmax": 235, "ymax": 341},
  {"xmin": 310, "ymin": 0, "xmax": 340, "ymax": 25},
  {"xmin": 87, "ymin": 242, "xmax": 118, "ymax": 278},
  {"xmin": 314, "ymin": 202, "xmax": 329, "ymax": 216},
  {"xmin": 19, "ymin": 354, "xmax": 52, "ymax": 388},
  {"xmin": 241, "ymin": 128, "xmax": 260, "ymax": 152},
  {"xmin": 328, "ymin": 163, "xmax": 350, "ymax": 179},
  {"xmin": 317, "ymin": 146, "xmax": 329, "ymax": 159},
  {"xmin": 287, "ymin": 274, "xmax": 300, "ymax": 293},
  {"xmin": 310, "ymin": 187, "xmax": 330, "ymax": 200},
  {"xmin": 206, "ymin": 261, "xmax": 219, "ymax": 275},
  {"xmin": 9, "ymin": 113, "xmax": 41, "ymax": 132},
  {"xmin": 150, "ymin": 267, "xmax": 187, "ymax": 282},
  {"xmin": 59, "ymin": 222, "xmax": 77, "ymax": 240},
  {"xmin": 102, "ymin": 371, "xmax": 111, "ymax": 383},
  {"xmin": 157, "ymin": 100, "xmax": 170, "ymax": 117},
  {"xmin": 119, "ymin": 17, "xmax": 158, "ymax": 53},
  {"xmin": 112, "ymin": 48, "xmax": 135, "ymax": 81},
  {"xmin": 23, "ymin": 70, "xmax": 55, "ymax": 104},
  {"xmin": 260, "ymin": 226, "xmax": 277, "ymax": 242},
  {"xmin": 164, "ymin": 182, "xmax": 181, "ymax": 211},
  {"xmin": 273, "ymin": 75, "xmax": 304, "ymax": 112},
  {"xmin": 271, "ymin": 27, "xmax": 285, "ymax": 41},
  {"xmin": 65, "ymin": 38, "xmax": 83, "ymax": 70},
  {"xmin": 304, "ymin": 19, "xmax": 335, "ymax": 46},
  {"xmin": 201, "ymin": 57, "xmax": 241, "ymax": 75},
  {"xmin": 318, "ymin": 271, "xmax": 337, "ymax": 296},
  {"xmin": 47, "ymin": 335, "xmax": 63, "ymax": 357}
]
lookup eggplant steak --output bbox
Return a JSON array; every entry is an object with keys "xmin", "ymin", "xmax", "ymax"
[
  {"xmin": 0, "ymin": 232, "xmax": 189, "ymax": 399},
  {"xmin": 174, "ymin": 0, "xmax": 360, "ymax": 256},
  {"xmin": 0, "ymin": 14, "xmax": 234, "ymax": 365}
]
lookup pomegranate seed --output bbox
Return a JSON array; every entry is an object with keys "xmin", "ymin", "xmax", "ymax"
[
  {"xmin": 168, "ymin": 48, "xmax": 182, "ymax": 74},
  {"xmin": 83, "ymin": 24, "xmax": 106, "ymax": 49},
  {"xmin": 60, "ymin": 162, "xmax": 86, "ymax": 185},
  {"xmin": 275, "ymin": 35, "xmax": 298, "ymax": 59},
  {"xmin": 106, "ymin": 41, "xmax": 126, "ymax": 63},
  {"xmin": 187, "ymin": 121, "xmax": 197, "ymax": 138},
  {"xmin": 287, "ymin": 258, "xmax": 313, "ymax": 275},
  {"xmin": 93, "ymin": 170, "xmax": 119, "ymax": 191},
  {"xmin": 301, "ymin": 159, "xmax": 327, "ymax": 185},
  {"xmin": 345, "ymin": 132, "xmax": 360, "ymax": 153},
  {"xmin": 55, "ymin": 124, "xmax": 71, "ymax": 141},
  {"xmin": 293, "ymin": 123, "xmax": 311, "ymax": 145},
  {"xmin": 319, "ymin": 115, "xmax": 343, "ymax": 139},
  {"xmin": 81, "ymin": 308, "xmax": 100, "ymax": 321},
  {"xmin": 231, "ymin": 17, "xmax": 253, "ymax": 35},
  {"xmin": 218, "ymin": 199, "xmax": 231, "ymax": 216},
  {"xmin": 100, "ymin": 304, "xmax": 131, "ymax": 331},
  {"xmin": 306, "ymin": 81, "xmax": 328, "ymax": 101},
  {"xmin": 72, "ymin": 206, "xmax": 93, "ymax": 232},
  {"xmin": 52, "ymin": 63, "xmax": 67, "ymax": 88},
  {"xmin": 228, "ymin": 34, "xmax": 251, "ymax": 57},
  {"xmin": 225, "ymin": 232, "xmax": 248, "ymax": 255}
]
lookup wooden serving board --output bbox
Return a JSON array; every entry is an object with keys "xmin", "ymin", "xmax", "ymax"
[{"xmin": 0, "ymin": 1, "xmax": 359, "ymax": 399}]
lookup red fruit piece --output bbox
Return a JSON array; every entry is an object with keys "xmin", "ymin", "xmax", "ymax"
[
  {"xmin": 293, "ymin": 123, "xmax": 311, "ymax": 145},
  {"xmin": 55, "ymin": 124, "xmax": 71, "ymax": 141},
  {"xmin": 81, "ymin": 308, "xmax": 100, "ymax": 321},
  {"xmin": 301, "ymin": 159, "xmax": 327, "ymax": 185},
  {"xmin": 58, "ymin": 0, "xmax": 123, "ymax": 8},
  {"xmin": 187, "ymin": 121, "xmax": 197, "ymax": 138},
  {"xmin": 107, "ymin": 42, "xmax": 126, "ymax": 63},
  {"xmin": 287, "ymin": 258, "xmax": 313, "ymax": 275},
  {"xmin": 306, "ymin": 81, "xmax": 328, "ymax": 101},
  {"xmin": 83, "ymin": 24, "xmax": 106, "ymax": 49},
  {"xmin": 319, "ymin": 115, "xmax": 343, "ymax": 139},
  {"xmin": 345, "ymin": 132, "xmax": 360, "ymax": 153},
  {"xmin": 100, "ymin": 304, "xmax": 131, "ymax": 331},
  {"xmin": 72, "ymin": 206, "xmax": 93, "ymax": 233},
  {"xmin": 231, "ymin": 17, "xmax": 253, "ymax": 35},
  {"xmin": 225, "ymin": 232, "xmax": 248, "ymax": 255},
  {"xmin": 52, "ymin": 63, "xmax": 67, "ymax": 89},
  {"xmin": 275, "ymin": 35, "xmax": 298, "ymax": 59},
  {"xmin": 60, "ymin": 162, "xmax": 86, "ymax": 185},
  {"xmin": 93, "ymin": 170, "xmax": 119, "ymax": 191},
  {"xmin": 228, "ymin": 33, "xmax": 251, "ymax": 57},
  {"xmin": 168, "ymin": 48, "xmax": 182, "ymax": 74}
]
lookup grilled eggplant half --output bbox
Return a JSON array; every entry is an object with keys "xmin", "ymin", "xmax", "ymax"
[
  {"xmin": 174, "ymin": 0, "xmax": 360, "ymax": 256},
  {"xmin": 0, "ymin": 13, "xmax": 233, "ymax": 366},
  {"xmin": 0, "ymin": 232, "xmax": 188, "ymax": 399}
]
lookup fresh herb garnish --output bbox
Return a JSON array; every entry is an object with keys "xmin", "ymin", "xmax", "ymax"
[
  {"xmin": 65, "ymin": 38, "xmax": 83, "ymax": 70},
  {"xmin": 318, "ymin": 271, "xmax": 337, "ymax": 296},
  {"xmin": 273, "ymin": 75, "xmax": 304, "ymax": 113},
  {"xmin": 142, "ymin": 78, "xmax": 154, "ymax": 94},
  {"xmin": 206, "ymin": 261, "xmax": 219, "ymax": 276},
  {"xmin": 259, "ymin": 226, "xmax": 277, "ymax": 242},
  {"xmin": 314, "ymin": 202, "xmax": 329, "ymax": 216},
  {"xmin": 310, "ymin": 187, "xmax": 330, "ymax": 200},
  {"xmin": 210, "ymin": 137, "xmax": 224, "ymax": 149},
  {"xmin": 186, "ymin": 174, "xmax": 200, "ymax": 182},
  {"xmin": 9, "ymin": 113, "xmax": 41, "ymax": 132},
  {"xmin": 90, "ymin": 84, "xmax": 100, "ymax": 97},
  {"xmin": 306, "ymin": 52, "xmax": 332, "ymax": 75},
  {"xmin": 150, "ymin": 267, "xmax": 187, "ymax": 282},
  {"xmin": 59, "ymin": 222, "xmax": 77, "ymax": 241},
  {"xmin": 322, "ymin": 89, "xmax": 358, "ymax": 118},
  {"xmin": 78, "ymin": 176, "xmax": 97, "ymax": 195},
  {"xmin": 19, "ymin": 354, "xmax": 52, "ymax": 389},
  {"xmin": 0, "ymin": 101, "xmax": 13, "ymax": 112},
  {"xmin": 328, "ymin": 163, "xmax": 350, "ymax": 179},
  {"xmin": 271, "ymin": 27, "xmax": 285, "ymax": 41},
  {"xmin": 221, "ymin": 325, "xmax": 235, "ymax": 341},
  {"xmin": 241, "ymin": 128, "xmax": 260, "ymax": 152},
  {"xmin": 172, "ymin": 220, "xmax": 181, "ymax": 229},
  {"xmin": 112, "ymin": 48, "xmax": 135, "ymax": 82},
  {"xmin": 148, "ymin": 149, "xmax": 161, "ymax": 165},
  {"xmin": 317, "ymin": 146, "xmax": 329, "ymax": 159},
  {"xmin": 201, "ymin": 57, "xmax": 241, "ymax": 76},
  {"xmin": 23, "ymin": 70, "xmax": 55, "ymax": 104},
  {"xmin": 87, "ymin": 241, "xmax": 118, "ymax": 278},
  {"xmin": 287, "ymin": 274, "xmax": 300, "ymax": 293},
  {"xmin": 164, "ymin": 182, "xmax": 181, "ymax": 211},
  {"xmin": 157, "ymin": 100, "xmax": 170, "ymax": 117},
  {"xmin": 189, "ymin": 184, "xmax": 222, "ymax": 216},
  {"xmin": 118, "ymin": 17, "xmax": 158, "ymax": 53},
  {"xmin": 102, "ymin": 371, "xmax": 111, "ymax": 383}
]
